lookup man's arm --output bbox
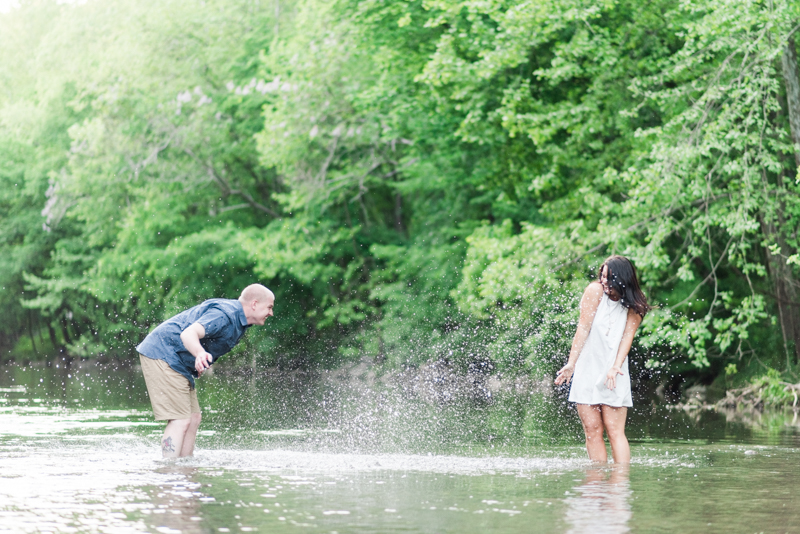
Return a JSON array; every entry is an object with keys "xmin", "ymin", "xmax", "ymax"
[{"xmin": 180, "ymin": 322, "xmax": 213, "ymax": 374}]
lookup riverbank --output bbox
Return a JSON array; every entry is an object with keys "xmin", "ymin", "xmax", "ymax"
[{"xmin": 674, "ymin": 368, "xmax": 800, "ymax": 412}]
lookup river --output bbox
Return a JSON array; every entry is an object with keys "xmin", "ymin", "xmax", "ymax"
[{"xmin": 1, "ymin": 360, "xmax": 799, "ymax": 533}]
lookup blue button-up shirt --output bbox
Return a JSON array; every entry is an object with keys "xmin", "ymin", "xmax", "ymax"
[{"xmin": 136, "ymin": 298, "xmax": 250, "ymax": 388}]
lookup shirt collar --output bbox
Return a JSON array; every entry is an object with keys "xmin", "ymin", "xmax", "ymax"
[{"xmin": 235, "ymin": 300, "xmax": 249, "ymax": 327}]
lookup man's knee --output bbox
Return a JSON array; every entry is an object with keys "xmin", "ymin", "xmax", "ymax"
[
  {"xmin": 189, "ymin": 412, "xmax": 202, "ymax": 427},
  {"xmin": 167, "ymin": 418, "xmax": 192, "ymax": 431}
]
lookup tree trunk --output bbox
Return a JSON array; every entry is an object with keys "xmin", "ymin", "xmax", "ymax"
[
  {"xmin": 394, "ymin": 191, "xmax": 404, "ymax": 234},
  {"xmin": 762, "ymin": 213, "xmax": 800, "ymax": 369},
  {"xmin": 60, "ymin": 316, "xmax": 73, "ymax": 346},
  {"xmin": 781, "ymin": 33, "xmax": 800, "ymax": 168},
  {"xmin": 773, "ymin": 29, "xmax": 800, "ymax": 369},
  {"xmin": 47, "ymin": 323, "xmax": 58, "ymax": 350},
  {"xmin": 27, "ymin": 310, "xmax": 38, "ymax": 355}
]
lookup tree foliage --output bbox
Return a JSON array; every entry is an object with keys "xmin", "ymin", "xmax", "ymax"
[{"xmin": 2, "ymin": 0, "xmax": 800, "ymax": 387}]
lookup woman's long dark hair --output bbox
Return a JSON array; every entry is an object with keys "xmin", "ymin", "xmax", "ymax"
[{"xmin": 599, "ymin": 255, "xmax": 652, "ymax": 317}]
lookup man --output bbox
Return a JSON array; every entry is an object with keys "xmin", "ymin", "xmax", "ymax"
[{"xmin": 137, "ymin": 284, "xmax": 274, "ymax": 458}]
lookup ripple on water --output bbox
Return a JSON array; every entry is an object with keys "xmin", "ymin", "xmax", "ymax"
[
  {"xmin": 198, "ymin": 449, "xmax": 587, "ymax": 476},
  {"xmin": 0, "ymin": 405, "xmax": 158, "ymax": 438}
]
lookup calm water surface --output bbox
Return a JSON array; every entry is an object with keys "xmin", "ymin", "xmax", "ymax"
[{"xmin": 1, "ymin": 361, "xmax": 799, "ymax": 533}]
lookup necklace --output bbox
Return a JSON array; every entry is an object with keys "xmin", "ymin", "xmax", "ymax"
[{"xmin": 605, "ymin": 297, "xmax": 620, "ymax": 336}]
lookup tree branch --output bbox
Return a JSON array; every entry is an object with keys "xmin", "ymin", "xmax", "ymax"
[{"xmin": 183, "ymin": 148, "xmax": 280, "ymax": 218}]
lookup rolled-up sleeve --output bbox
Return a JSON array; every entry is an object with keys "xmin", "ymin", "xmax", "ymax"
[{"xmin": 196, "ymin": 308, "xmax": 231, "ymax": 338}]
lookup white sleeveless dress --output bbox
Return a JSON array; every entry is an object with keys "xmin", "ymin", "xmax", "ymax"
[{"xmin": 568, "ymin": 293, "xmax": 632, "ymax": 407}]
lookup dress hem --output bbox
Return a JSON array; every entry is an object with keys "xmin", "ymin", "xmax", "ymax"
[{"xmin": 569, "ymin": 400, "xmax": 633, "ymax": 408}]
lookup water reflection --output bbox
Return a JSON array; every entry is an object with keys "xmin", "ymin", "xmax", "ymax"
[
  {"xmin": 144, "ymin": 466, "xmax": 206, "ymax": 534},
  {"xmin": 564, "ymin": 467, "xmax": 631, "ymax": 534}
]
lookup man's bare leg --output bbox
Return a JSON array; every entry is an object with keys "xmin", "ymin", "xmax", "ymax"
[
  {"xmin": 179, "ymin": 413, "xmax": 202, "ymax": 457},
  {"xmin": 161, "ymin": 418, "xmax": 191, "ymax": 458}
]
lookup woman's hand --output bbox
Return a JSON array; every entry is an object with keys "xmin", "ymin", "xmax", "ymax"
[
  {"xmin": 555, "ymin": 363, "xmax": 575, "ymax": 385},
  {"xmin": 605, "ymin": 366, "xmax": 624, "ymax": 390}
]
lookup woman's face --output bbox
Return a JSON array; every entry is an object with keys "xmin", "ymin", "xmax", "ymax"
[{"xmin": 600, "ymin": 265, "xmax": 618, "ymax": 299}]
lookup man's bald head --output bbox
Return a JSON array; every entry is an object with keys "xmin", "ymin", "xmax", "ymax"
[
  {"xmin": 240, "ymin": 284, "xmax": 273, "ymax": 303},
  {"xmin": 239, "ymin": 284, "xmax": 275, "ymax": 325}
]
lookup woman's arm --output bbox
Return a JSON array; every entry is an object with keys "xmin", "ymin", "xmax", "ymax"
[
  {"xmin": 555, "ymin": 282, "xmax": 604, "ymax": 385},
  {"xmin": 605, "ymin": 308, "xmax": 643, "ymax": 389}
]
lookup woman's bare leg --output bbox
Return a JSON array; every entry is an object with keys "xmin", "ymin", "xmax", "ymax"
[
  {"xmin": 600, "ymin": 405, "xmax": 630, "ymax": 464},
  {"xmin": 576, "ymin": 404, "xmax": 608, "ymax": 462}
]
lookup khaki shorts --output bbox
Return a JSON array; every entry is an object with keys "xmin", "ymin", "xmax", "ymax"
[{"xmin": 139, "ymin": 355, "xmax": 200, "ymax": 421}]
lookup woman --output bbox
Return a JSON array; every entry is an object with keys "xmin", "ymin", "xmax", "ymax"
[{"xmin": 554, "ymin": 255, "xmax": 650, "ymax": 464}]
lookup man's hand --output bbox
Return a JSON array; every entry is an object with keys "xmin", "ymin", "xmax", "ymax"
[
  {"xmin": 180, "ymin": 322, "xmax": 210, "ymax": 375},
  {"xmin": 195, "ymin": 351, "xmax": 213, "ymax": 374}
]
